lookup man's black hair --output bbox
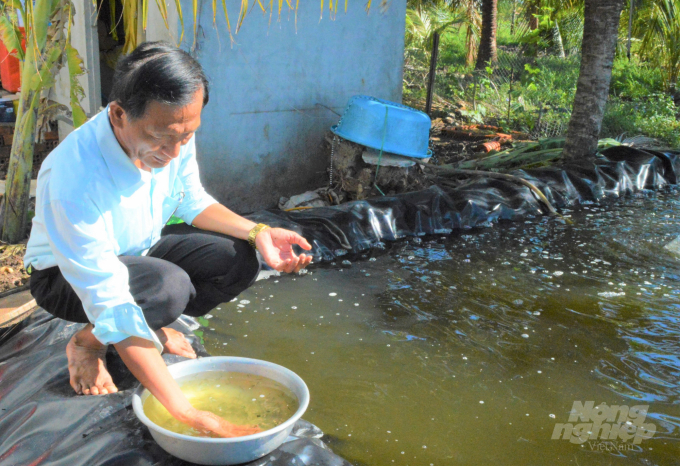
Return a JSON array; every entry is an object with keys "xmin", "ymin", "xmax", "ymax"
[{"xmin": 109, "ymin": 41, "xmax": 209, "ymax": 119}]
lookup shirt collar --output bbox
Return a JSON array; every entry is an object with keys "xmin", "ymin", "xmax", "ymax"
[{"xmin": 95, "ymin": 106, "xmax": 144, "ymax": 191}]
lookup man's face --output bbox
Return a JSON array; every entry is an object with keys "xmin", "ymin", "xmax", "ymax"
[{"xmin": 109, "ymin": 89, "xmax": 203, "ymax": 171}]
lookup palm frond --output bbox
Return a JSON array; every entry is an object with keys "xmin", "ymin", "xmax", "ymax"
[{"xmin": 631, "ymin": 0, "xmax": 680, "ymax": 89}]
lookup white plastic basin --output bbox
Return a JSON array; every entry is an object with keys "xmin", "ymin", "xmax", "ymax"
[{"xmin": 132, "ymin": 356, "xmax": 310, "ymax": 465}]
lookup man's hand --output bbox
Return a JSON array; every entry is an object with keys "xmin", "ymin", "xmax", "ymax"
[
  {"xmin": 256, "ymin": 228, "xmax": 313, "ymax": 273},
  {"xmin": 183, "ymin": 407, "xmax": 262, "ymax": 438}
]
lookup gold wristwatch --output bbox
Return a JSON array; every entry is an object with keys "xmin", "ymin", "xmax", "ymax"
[{"xmin": 248, "ymin": 223, "xmax": 270, "ymax": 250}]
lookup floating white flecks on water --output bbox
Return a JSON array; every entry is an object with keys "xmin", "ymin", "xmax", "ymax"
[
  {"xmin": 291, "ymin": 306, "xmax": 297, "ymax": 309},
  {"xmin": 240, "ymin": 300, "xmax": 250, "ymax": 304},
  {"xmin": 329, "ymin": 292, "xmax": 337, "ymax": 296},
  {"xmin": 479, "ymin": 400, "xmax": 484, "ymax": 404},
  {"xmin": 521, "ymin": 334, "xmax": 529, "ymax": 338},
  {"xmin": 549, "ymin": 414, "xmax": 556, "ymax": 419},
  {"xmin": 553, "ymin": 271, "xmax": 563, "ymax": 276},
  {"xmin": 598, "ymin": 291, "xmax": 626, "ymax": 297}
]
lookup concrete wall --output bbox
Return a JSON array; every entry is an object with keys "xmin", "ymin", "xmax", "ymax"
[{"xmin": 182, "ymin": 0, "xmax": 407, "ymax": 213}]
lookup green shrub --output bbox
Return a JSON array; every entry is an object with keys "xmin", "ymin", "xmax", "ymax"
[
  {"xmin": 601, "ymin": 94, "xmax": 680, "ymax": 147},
  {"xmin": 610, "ymin": 59, "xmax": 666, "ymax": 100}
]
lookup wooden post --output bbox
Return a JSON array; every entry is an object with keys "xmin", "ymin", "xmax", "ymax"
[
  {"xmin": 627, "ymin": 0, "xmax": 634, "ymax": 61},
  {"xmin": 507, "ymin": 67, "xmax": 514, "ymax": 125},
  {"xmin": 425, "ymin": 31, "xmax": 440, "ymax": 117}
]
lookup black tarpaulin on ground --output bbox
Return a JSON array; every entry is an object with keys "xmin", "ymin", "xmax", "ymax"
[
  {"xmin": 0, "ymin": 145, "xmax": 677, "ymax": 466},
  {"xmin": 247, "ymin": 146, "xmax": 680, "ymax": 261},
  {"xmin": 0, "ymin": 311, "xmax": 351, "ymax": 466}
]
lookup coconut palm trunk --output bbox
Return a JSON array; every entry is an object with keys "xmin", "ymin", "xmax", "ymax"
[
  {"xmin": 475, "ymin": 0, "xmax": 498, "ymax": 69},
  {"xmin": 527, "ymin": 0, "xmax": 540, "ymax": 30},
  {"xmin": 562, "ymin": 0, "xmax": 625, "ymax": 160}
]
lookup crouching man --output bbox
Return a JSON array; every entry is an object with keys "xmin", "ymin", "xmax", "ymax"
[{"xmin": 24, "ymin": 41, "xmax": 312, "ymax": 437}]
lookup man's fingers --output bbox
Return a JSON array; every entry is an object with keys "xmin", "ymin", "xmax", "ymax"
[
  {"xmin": 293, "ymin": 254, "xmax": 312, "ymax": 273},
  {"xmin": 290, "ymin": 232, "xmax": 312, "ymax": 251},
  {"xmin": 284, "ymin": 258, "xmax": 297, "ymax": 274}
]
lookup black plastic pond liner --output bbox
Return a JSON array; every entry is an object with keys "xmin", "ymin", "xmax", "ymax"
[
  {"xmin": 0, "ymin": 310, "xmax": 351, "ymax": 466},
  {"xmin": 0, "ymin": 145, "xmax": 678, "ymax": 466},
  {"xmin": 246, "ymin": 146, "xmax": 680, "ymax": 261}
]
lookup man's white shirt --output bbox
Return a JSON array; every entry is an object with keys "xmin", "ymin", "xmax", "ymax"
[{"xmin": 24, "ymin": 107, "xmax": 218, "ymax": 351}]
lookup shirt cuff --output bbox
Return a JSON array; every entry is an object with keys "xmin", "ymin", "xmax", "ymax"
[{"xmin": 91, "ymin": 304, "xmax": 163, "ymax": 353}]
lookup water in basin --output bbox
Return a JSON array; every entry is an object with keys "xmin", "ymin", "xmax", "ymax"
[{"xmin": 143, "ymin": 372, "xmax": 299, "ymax": 437}]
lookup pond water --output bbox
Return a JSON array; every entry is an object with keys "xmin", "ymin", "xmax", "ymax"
[{"xmin": 200, "ymin": 190, "xmax": 680, "ymax": 465}]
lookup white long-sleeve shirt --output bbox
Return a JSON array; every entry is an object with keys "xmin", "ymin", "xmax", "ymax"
[{"xmin": 24, "ymin": 107, "xmax": 218, "ymax": 351}]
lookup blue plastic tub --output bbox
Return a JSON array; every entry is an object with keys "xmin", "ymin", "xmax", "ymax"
[{"xmin": 330, "ymin": 95, "xmax": 431, "ymax": 159}]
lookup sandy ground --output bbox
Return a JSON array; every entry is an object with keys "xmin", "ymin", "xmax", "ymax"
[{"xmin": 0, "ymin": 247, "xmax": 29, "ymax": 294}]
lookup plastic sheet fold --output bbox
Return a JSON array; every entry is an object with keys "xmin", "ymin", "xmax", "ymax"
[{"xmin": 247, "ymin": 147, "xmax": 680, "ymax": 261}]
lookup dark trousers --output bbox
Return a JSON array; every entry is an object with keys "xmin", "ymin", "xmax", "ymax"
[{"xmin": 30, "ymin": 223, "xmax": 261, "ymax": 331}]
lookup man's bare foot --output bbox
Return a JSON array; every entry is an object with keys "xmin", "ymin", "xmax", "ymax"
[
  {"xmin": 66, "ymin": 324, "xmax": 118, "ymax": 396},
  {"xmin": 156, "ymin": 327, "xmax": 197, "ymax": 359}
]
